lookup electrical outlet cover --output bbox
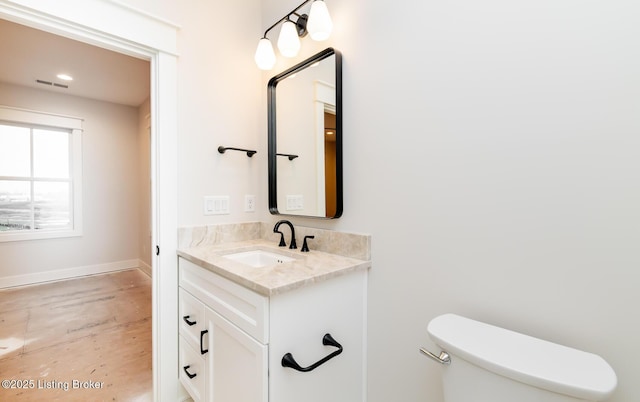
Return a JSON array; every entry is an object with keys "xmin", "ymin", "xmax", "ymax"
[{"xmin": 245, "ymin": 195, "xmax": 256, "ymax": 212}]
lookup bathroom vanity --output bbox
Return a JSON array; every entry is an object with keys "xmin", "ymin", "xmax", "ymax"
[{"xmin": 177, "ymin": 235, "xmax": 369, "ymax": 402}]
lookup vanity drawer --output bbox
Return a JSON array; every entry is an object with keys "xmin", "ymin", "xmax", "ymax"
[
  {"xmin": 179, "ymin": 334, "xmax": 206, "ymax": 402},
  {"xmin": 179, "ymin": 288, "xmax": 205, "ymax": 349},
  {"xmin": 179, "ymin": 257, "xmax": 269, "ymax": 344}
]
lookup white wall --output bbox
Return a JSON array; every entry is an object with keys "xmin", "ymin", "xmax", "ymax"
[
  {"xmin": 122, "ymin": 0, "xmax": 264, "ymax": 226},
  {"xmin": 172, "ymin": 0, "xmax": 264, "ymax": 226},
  {"xmin": 261, "ymin": 0, "xmax": 640, "ymax": 401},
  {"xmin": 63, "ymin": 0, "xmax": 640, "ymax": 400},
  {"xmin": 0, "ymin": 82, "xmax": 142, "ymax": 281}
]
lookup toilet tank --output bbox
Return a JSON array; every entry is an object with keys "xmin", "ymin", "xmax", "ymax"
[{"xmin": 427, "ymin": 314, "xmax": 617, "ymax": 402}]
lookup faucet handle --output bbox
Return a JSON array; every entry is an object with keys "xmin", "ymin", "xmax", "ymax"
[
  {"xmin": 275, "ymin": 230, "xmax": 286, "ymax": 247},
  {"xmin": 301, "ymin": 235, "xmax": 315, "ymax": 252}
]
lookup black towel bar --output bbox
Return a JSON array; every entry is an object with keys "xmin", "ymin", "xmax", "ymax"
[
  {"xmin": 281, "ymin": 333, "xmax": 343, "ymax": 372},
  {"xmin": 276, "ymin": 153, "xmax": 298, "ymax": 160},
  {"xmin": 218, "ymin": 146, "xmax": 256, "ymax": 157}
]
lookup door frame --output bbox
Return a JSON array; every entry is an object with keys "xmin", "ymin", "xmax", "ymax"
[{"xmin": 0, "ymin": 1, "xmax": 180, "ymax": 400}]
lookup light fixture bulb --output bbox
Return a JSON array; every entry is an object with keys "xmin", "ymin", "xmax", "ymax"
[
  {"xmin": 254, "ymin": 38, "xmax": 276, "ymax": 70},
  {"xmin": 277, "ymin": 20, "xmax": 301, "ymax": 58},
  {"xmin": 307, "ymin": 0, "xmax": 333, "ymax": 41}
]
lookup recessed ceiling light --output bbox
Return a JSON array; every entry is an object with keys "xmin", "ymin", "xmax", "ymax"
[{"xmin": 56, "ymin": 73, "xmax": 73, "ymax": 81}]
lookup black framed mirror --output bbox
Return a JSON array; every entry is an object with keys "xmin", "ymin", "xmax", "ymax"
[{"xmin": 268, "ymin": 47, "xmax": 342, "ymax": 219}]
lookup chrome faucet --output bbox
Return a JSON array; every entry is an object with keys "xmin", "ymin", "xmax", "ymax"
[{"xmin": 273, "ymin": 220, "xmax": 297, "ymax": 249}]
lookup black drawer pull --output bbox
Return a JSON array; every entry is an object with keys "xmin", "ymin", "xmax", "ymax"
[
  {"xmin": 183, "ymin": 365, "xmax": 197, "ymax": 379},
  {"xmin": 200, "ymin": 330, "xmax": 209, "ymax": 355},
  {"xmin": 281, "ymin": 333, "xmax": 343, "ymax": 372},
  {"xmin": 183, "ymin": 315, "xmax": 197, "ymax": 326}
]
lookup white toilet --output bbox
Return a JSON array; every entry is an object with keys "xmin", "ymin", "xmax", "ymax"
[{"xmin": 424, "ymin": 314, "xmax": 617, "ymax": 402}]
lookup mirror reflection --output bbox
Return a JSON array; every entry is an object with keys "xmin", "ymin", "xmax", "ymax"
[{"xmin": 268, "ymin": 48, "xmax": 342, "ymax": 218}]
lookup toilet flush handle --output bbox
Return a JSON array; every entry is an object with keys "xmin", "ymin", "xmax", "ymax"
[{"xmin": 419, "ymin": 347, "xmax": 451, "ymax": 365}]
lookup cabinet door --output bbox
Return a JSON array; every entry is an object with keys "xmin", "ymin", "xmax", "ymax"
[
  {"xmin": 269, "ymin": 270, "xmax": 367, "ymax": 402},
  {"xmin": 205, "ymin": 307, "xmax": 268, "ymax": 402}
]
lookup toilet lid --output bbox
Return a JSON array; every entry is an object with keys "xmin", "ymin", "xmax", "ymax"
[{"xmin": 427, "ymin": 314, "xmax": 617, "ymax": 401}]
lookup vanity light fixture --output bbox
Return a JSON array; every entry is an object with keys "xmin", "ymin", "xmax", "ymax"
[{"xmin": 254, "ymin": 0, "xmax": 333, "ymax": 70}]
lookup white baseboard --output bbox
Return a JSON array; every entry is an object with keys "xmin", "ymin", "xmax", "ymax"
[
  {"xmin": 138, "ymin": 259, "xmax": 152, "ymax": 277},
  {"xmin": 0, "ymin": 259, "xmax": 140, "ymax": 289}
]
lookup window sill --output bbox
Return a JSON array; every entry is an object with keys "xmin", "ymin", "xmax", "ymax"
[{"xmin": 0, "ymin": 229, "xmax": 82, "ymax": 243}]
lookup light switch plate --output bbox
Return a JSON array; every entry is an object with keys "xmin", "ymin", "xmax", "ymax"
[{"xmin": 204, "ymin": 196, "xmax": 230, "ymax": 215}]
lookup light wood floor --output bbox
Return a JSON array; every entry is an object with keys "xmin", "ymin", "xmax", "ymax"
[{"xmin": 0, "ymin": 269, "xmax": 152, "ymax": 401}]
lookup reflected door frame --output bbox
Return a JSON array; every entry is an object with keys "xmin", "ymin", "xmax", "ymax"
[{"xmin": 314, "ymin": 80, "xmax": 335, "ymax": 217}]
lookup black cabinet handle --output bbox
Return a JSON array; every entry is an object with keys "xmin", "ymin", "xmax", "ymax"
[
  {"xmin": 281, "ymin": 333, "xmax": 343, "ymax": 372},
  {"xmin": 183, "ymin": 315, "xmax": 196, "ymax": 326},
  {"xmin": 200, "ymin": 330, "xmax": 209, "ymax": 355},
  {"xmin": 183, "ymin": 365, "xmax": 197, "ymax": 379}
]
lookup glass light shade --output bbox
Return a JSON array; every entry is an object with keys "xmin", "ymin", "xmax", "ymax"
[
  {"xmin": 277, "ymin": 20, "xmax": 301, "ymax": 58},
  {"xmin": 307, "ymin": 0, "xmax": 333, "ymax": 41},
  {"xmin": 254, "ymin": 38, "xmax": 276, "ymax": 70}
]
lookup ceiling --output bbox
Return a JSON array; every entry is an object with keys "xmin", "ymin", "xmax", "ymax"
[{"xmin": 0, "ymin": 19, "xmax": 150, "ymax": 107}]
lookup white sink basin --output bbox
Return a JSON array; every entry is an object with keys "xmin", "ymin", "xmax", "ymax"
[{"xmin": 223, "ymin": 249, "xmax": 295, "ymax": 268}]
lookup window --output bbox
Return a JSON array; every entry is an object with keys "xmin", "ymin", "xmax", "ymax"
[{"xmin": 0, "ymin": 106, "xmax": 83, "ymax": 242}]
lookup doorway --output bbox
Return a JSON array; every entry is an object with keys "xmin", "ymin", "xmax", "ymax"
[
  {"xmin": 324, "ymin": 110, "xmax": 337, "ymax": 217},
  {"xmin": 0, "ymin": 1, "xmax": 179, "ymax": 399},
  {"xmin": 0, "ymin": 18, "xmax": 152, "ymax": 269}
]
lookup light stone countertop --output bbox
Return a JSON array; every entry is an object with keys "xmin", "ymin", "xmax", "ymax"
[{"xmin": 177, "ymin": 239, "xmax": 371, "ymax": 297}]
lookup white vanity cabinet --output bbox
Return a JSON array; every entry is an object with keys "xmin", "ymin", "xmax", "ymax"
[
  {"xmin": 178, "ymin": 256, "xmax": 367, "ymax": 402},
  {"xmin": 179, "ymin": 258, "xmax": 268, "ymax": 402}
]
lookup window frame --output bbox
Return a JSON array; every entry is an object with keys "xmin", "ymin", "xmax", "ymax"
[{"xmin": 0, "ymin": 105, "xmax": 83, "ymax": 242}]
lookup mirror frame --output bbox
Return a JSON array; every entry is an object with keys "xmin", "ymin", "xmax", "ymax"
[{"xmin": 268, "ymin": 47, "xmax": 343, "ymax": 219}]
